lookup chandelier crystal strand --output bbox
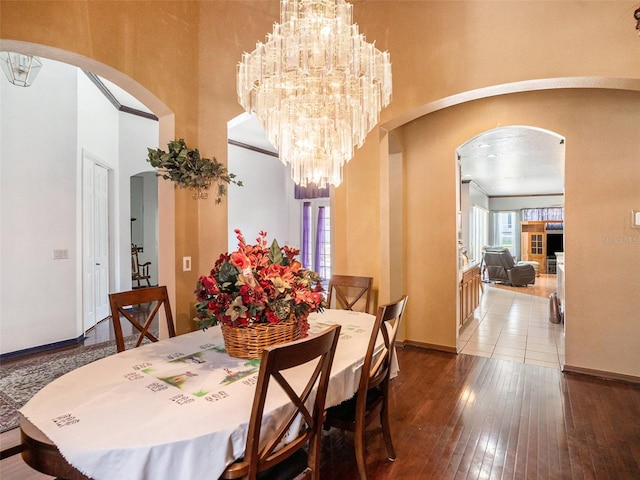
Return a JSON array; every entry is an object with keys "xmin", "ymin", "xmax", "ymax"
[{"xmin": 237, "ymin": 0, "xmax": 392, "ymax": 187}]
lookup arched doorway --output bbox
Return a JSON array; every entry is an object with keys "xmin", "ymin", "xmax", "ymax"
[
  {"xmin": 130, "ymin": 172, "xmax": 159, "ymax": 288},
  {"xmin": 0, "ymin": 40, "xmax": 173, "ymax": 355},
  {"xmin": 456, "ymin": 125, "xmax": 566, "ymax": 368}
]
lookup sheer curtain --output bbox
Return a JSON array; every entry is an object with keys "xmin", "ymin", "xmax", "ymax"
[
  {"xmin": 469, "ymin": 205, "xmax": 489, "ymax": 263},
  {"xmin": 301, "ymin": 202, "xmax": 312, "ymax": 268},
  {"xmin": 301, "ymin": 202, "xmax": 330, "ymax": 282},
  {"xmin": 314, "ymin": 206, "xmax": 325, "ymax": 273}
]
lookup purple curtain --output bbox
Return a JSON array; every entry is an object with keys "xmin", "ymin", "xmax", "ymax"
[{"xmin": 294, "ymin": 183, "xmax": 330, "ymax": 199}]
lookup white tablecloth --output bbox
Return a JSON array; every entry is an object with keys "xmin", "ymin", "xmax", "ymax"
[{"xmin": 20, "ymin": 309, "xmax": 379, "ymax": 480}]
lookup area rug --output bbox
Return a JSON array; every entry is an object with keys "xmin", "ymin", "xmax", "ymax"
[{"xmin": 0, "ymin": 337, "xmax": 142, "ymax": 433}]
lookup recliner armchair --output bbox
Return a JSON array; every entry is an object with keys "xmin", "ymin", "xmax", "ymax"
[{"xmin": 482, "ymin": 247, "xmax": 536, "ymax": 286}]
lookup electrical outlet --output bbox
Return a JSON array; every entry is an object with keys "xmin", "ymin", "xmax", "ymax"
[{"xmin": 183, "ymin": 256, "xmax": 191, "ymax": 271}]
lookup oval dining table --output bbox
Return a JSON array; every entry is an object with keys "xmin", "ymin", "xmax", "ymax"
[{"xmin": 19, "ymin": 309, "xmax": 391, "ymax": 480}]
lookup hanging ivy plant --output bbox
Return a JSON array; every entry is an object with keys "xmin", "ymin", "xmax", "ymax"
[{"xmin": 147, "ymin": 139, "xmax": 242, "ymax": 202}]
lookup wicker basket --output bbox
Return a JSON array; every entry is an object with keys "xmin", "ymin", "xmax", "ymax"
[{"xmin": 221, "ymin": 320, "xmax": 301, "ymax": 359}]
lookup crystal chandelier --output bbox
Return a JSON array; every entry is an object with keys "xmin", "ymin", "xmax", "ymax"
[
  {"xmin": 0, "ymin": 52, "xmax": 43, "ymax": 87},
  {"xmin": 237, "ymin": 0, "xmax": 392, "ymax": 187}
]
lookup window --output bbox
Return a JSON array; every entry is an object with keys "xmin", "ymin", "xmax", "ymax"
[
  {"xmin": 301, "ymin": 200, "xmax": 331, "ymax": 284},
  {"xmin": 494, "ymin": 211, "xmax": 516, "ymax": 249}
]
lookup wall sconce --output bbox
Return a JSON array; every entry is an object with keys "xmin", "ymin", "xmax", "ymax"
[
  {"xmin": 0, "ymin": 52, "xmax": 43, "ymax": 87},
  {"xmin": 635, "ymin": 6, "xmax": 640, "ymax": 35}
]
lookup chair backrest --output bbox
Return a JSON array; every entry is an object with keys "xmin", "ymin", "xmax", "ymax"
[
  {"xmin": 131, "ymin": 245, "xmax": 140, "ymax": 277},
  {"xmin": 327, "ymin": 275, "xmax": 373, "ymax": 313},
  {"xmin": 222, "ymin": 324, "xmax": 341, "ymax": 480},
  {"xmin": 131, "ymin": 245, "xmax": 151, "ymax": 286},
  {"xmin": 482, "ymin": 247, "xmax": 516, "ymax": 282},
  {"xmin": 359, "ymin": 295, "xmax": 408, "ymax": 395},
  {"xmin": 483, "ymin": 247, "xmax": 515, "ymax": 268},
  {"xmin": 108, "ymin": 286, "xmax": 176, "ymax": 353}
]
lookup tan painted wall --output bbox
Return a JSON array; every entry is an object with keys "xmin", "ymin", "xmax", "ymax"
[
  {"xmin": 562, "ymin": 90, "xmax": 640, "ymax": 377},
  {"xmin": 399, "ymin": 90, "xmax": 640, "ymax": 377},
  {"xmin": 1, "ymin": 1, "xmax": 639, "ymax": 376}
]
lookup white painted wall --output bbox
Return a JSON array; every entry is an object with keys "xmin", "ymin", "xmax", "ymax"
[
  {"xmin": 489, "ymin": 195, "xmax": 563, "ymax": 212},
  {"xmin": 1, "ymin": 59, "xmax": 79, "ymax": 353},
  {"xmin": 141, "ymin": 171, "xmax": 159, "ymax": 285},
  {"xmin": 227, "ymin": 143, "xmax": 301, "ymax": 251},
  {"xmin": 0, "ymin": 58, "xmax": 158, "ymax": 355}
]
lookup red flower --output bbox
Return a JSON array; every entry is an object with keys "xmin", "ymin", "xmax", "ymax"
[{"xmin": 230, "ymin": 252, "xmax": 250, "ymax": 270}]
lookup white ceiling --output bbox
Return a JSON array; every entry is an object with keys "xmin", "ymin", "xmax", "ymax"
[
  {"xmin": 228, "ymin": 113, "xmax": 278, "ymax": 155},
  {"xmin": 99, "ymin": 76, "xmax": 154, "ymax": 115},
  {"xmin": 458, "ymin": 126, "xmax": 565, "ymax": 197}
]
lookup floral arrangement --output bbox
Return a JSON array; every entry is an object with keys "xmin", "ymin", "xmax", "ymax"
[{"xmin": 194, "ymin": 229, "xmax": 326, "ymax": 337}]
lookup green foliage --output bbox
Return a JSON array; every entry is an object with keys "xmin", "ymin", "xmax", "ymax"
[
  {"xmin": 147, "ymin": 139, "xmax": 243, "ymax": 203},
  {"xmin": 268, "ymin": 239, "xmax": 284, "ymax": 266}
]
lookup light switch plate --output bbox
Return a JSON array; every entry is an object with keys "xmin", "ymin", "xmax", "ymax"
[
  {"xmin": 183, "ymin": 256, "xmax": 191, "ymax": 271},
  {"xmin": 53, "ymin": 249, "xmax": 69, "ymax": 259},
  {"xmin": 633, "ymin": 210, "xmax": 640, "ymax": 229}
]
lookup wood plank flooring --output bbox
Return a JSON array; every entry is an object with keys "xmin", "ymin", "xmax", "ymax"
[
  {"xmin": 3, "ymin": 345, "xmax": 639, "ymax": 479},
  {"xmin": 320, "ymin": 347, "xmax": 640, "ymax": 479}
]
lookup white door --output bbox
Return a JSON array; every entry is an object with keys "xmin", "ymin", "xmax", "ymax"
[
  {"xmin": 94, "ymin": 164, "xmax": 110, "ymax": 321},
  {"xmin": 83, "ymin": 154, "xmax": 110, "ymax": 331}
]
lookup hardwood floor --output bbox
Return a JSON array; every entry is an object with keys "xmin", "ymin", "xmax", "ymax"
[
  {"xmin": 320, "ymin": 347, "xmax": 640, "ymax": 479},
  {"xmin": 3, "ymin": 346, "xmax": 639, "ymax": 479}
]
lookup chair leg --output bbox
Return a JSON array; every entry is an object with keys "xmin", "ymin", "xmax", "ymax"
[
  {"xmin": 307, "ymin": 433, "xmax": 320, "ymax": 480},
  {"xmin": 354, "ymin": 418, "xmax": 368, "ymax": 480},
  {"xmin": 380, "ymin": 398, "xmax": 396, "ymax": 460},
  {"xmin": 292, "ymin": 467, "xmax": 313, "ymax": 480}
]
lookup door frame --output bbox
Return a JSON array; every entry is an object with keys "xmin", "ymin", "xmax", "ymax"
[{"xmin": 82, "ymin": 150, "xmax": 113, "ymax": 332}]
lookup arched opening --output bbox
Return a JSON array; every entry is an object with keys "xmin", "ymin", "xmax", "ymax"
[
  {"xmin": 0, "ymin": 40, "xmax": 173, "ymax": 356},
  {"xmin": 456, "ymin": 125, "xmax": 566, "ymax": 368},
  {"xmin": 130, "ymin": 171, "xmax": 159, "ymax": 288}
]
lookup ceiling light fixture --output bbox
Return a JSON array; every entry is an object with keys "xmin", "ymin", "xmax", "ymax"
[
  {"xmin": 0, "ymin": 52, "xmax": 43, "ymax": 87},
  {"xmin": 237, "ymin": 0, "xmax": 392, "ymax": 187}
]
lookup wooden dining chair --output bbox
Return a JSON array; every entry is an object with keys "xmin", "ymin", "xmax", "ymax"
[
  {"xmin": 324, "ymin": 295, "xmax": 408, "ymax": 480},
  {"xmin": 131, "ymin": 245, "xmax": 152, "ymax": 288},
  {"xmin": 327, "ymin": 275, "xmax": 374, "ymax": 313},
  {"xmin": 108, "ymin": 285, "xmax": 176, "ymax": 353},
  {"xmin": 221, "ymin": 324, "xmax": 342, "ymax": 480}
]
